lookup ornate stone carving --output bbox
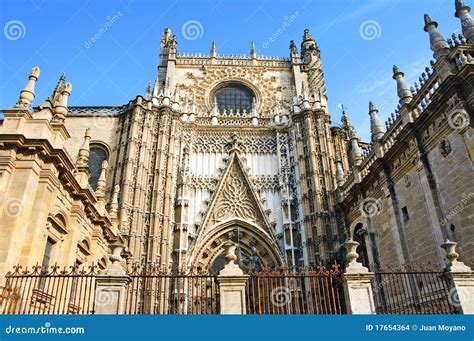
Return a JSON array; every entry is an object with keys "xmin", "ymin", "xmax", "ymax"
[
  {"xmin": 439, "ymin": 139, "xmax": 452, "ymax": 157},
  {"xmin": 212, "ymin": 169, "xmax": 256, "ymax": 222},
  {"xmin": 193, "ymin": 132, "xmax": 276, "ymax": 154}
]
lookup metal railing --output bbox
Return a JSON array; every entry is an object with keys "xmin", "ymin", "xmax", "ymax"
[
  {"xmin": 245, "ymin": 264, "xmax": 344, "ymax": 314},
  {"xmin": 0, "ymin": 264, "xmax": 98, "ymax": 314},
  {"xmin": 371, "ymin": 265, "xmax": 457, "ymax": 314},
  {"xmin": 124, "ymin": 264, "xmax": 219, "ymax": 314}
]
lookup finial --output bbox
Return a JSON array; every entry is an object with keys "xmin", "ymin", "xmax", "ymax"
[
  {"xmin": 455, "ymin": 0, "xmax": 474, "ymax": 44},
  {"xmin": 109, "ymin": 184, "xmax": 120, "ymax": 218},
  {"xmin": 211, "ymin": 40, "xmax": 217, "ymax": 58},
  {"xmin": 16, "ymin": 66, "xmax": 40, "ymax": 109},
  {"xmin": 369, "ymin": 101, "xmax": 376, "ymax": 112},
  {"xmin": 95, "ymin": 160, "xmax": 108, "ymax": 196},
  {"xmin": 77, "ymin": 128, "xmax": 92, "ymax": 166},
  {"xmin": 369, "ymin": 101, "xmax": 384, "ymax": 142},
  {"xmin": 53, "ymin": 83, "xmax": 72, "ymax": 122},
  {"xmin": 423, "ymin": 14, "xmax": 449, "ymax": 59},
  {"xmin": 424, "ymin": 14, "xmax": 434, "ymax": 26},
  {"xmin": 146, "ymin": 81, "xmax": 152, "ymax": 100},
  {"xmin": 455, "ymin": 0, "xmax": 468, "ymax": 11},
  {"xmin": 250, "ymin": 41, "xmax": 257, "ymax": 59},
  {"xmin": 392, "ymin": 65, "xmax": 412, "ymax": 104},
  {"xmin": 335, "ymin": 154, "xmax": 345, "ymax": 187},
  {"xmin": 161, "ymin": 28, "xmax": 172, "ymax": 48}
]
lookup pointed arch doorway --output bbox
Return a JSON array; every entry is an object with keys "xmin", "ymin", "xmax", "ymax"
[{"xmin": 188, "ymin": 218, "xmax": 284, "ymax": 275}]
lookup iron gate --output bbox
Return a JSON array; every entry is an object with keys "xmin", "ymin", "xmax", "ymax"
[{"xmin": 245, "ymin": 264, "xmax": 345, "ymax": 314}]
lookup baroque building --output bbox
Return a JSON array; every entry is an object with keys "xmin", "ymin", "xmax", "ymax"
[{"xmin": 0, "ymin": 0, "xmax": 473, "ymax": 282}]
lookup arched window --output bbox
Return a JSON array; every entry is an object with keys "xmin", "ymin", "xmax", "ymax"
[
  {"xmin": 214, "ymin": 82, "xmax": 254, "ymax": 115},
  {"xmin": 88, "ymin": 144, "xmax": 108, "ymax": 189}
]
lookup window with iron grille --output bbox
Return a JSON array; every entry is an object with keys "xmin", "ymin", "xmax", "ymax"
[{"xmin": 215, "ymin": 82, "xmax": 254, "ymax": 115}]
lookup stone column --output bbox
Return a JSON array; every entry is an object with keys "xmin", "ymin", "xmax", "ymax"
[
  {"xmin": 216, "ymin": 242, "xmax": 249, "ymax": 314},
  {"xmin": 342, "ymin": 239, "xmax": 376, "ymax": 314},
  {"xmin": 441, "ymin": 240, "xmax": 474, "ymax": 314},
  {"xmin": 94, "ymin": 242, "xmax": 130, "ymax": 314}
]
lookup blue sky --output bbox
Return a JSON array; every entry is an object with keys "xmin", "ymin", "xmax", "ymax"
[{"xmin": 0, "ymin": 0, "xmax": 463, "ymax": 141}]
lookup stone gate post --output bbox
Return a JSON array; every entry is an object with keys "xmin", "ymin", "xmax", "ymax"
[
  {"xmin": 342, "ymin": 239, "xmax": 377, "ymax": 314},
  {"xmin": 441, "ymin": 240, "xmax": 474, "ymax": 314},
  {"xmin": 216, "ymin": 242, "xmax": 249, "ymax": 314},
  {"xmin": 94, "ymin": 242, "xmax": 130, "ymax": 314}
]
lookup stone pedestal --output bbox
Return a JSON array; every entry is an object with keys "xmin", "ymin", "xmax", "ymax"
[
  {"xmin": 342, "ymin": 239, "xmax": 376, "ymax": 314},
  {"xmin": 217, "ymin": 275, "xmax": 248, "ymax": 314},
  {"xmin": 441, "ymin": 240, "xmax": 474, "ymax": 314},
  {"xmin": 94, "ymin": 274, "xmax": 130, "ymax": 314},
  {"xmin": 343, "ymin": 273, "xmax": 376, "ymax": 314},
  {"xmin": 216, "ymin": 243, "xmax": 249, "ymax": 314},
  {"xmin": 94, "ymin": 242, "xmax": 130, "ymax": 314}
]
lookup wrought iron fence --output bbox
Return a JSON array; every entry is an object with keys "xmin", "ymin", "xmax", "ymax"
[
  {"xmin": 371, "ymin": 265, "xmax": 457, "ymax": 314},
  {"xmin": 0, "ymin": 264, "xmax": 98, "ymax": 314},
  {"xmin": 245, "ymin": 264, "xmax": 344, "ymax": 314},
  {"xmin": 125, "ymin": 264, "xmax": 219, "ymax": 314}
]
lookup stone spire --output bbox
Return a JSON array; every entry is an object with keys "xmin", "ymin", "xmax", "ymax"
[
  {"xmin": 455, "ymin": 0, "xmax": 474, "ymax": 44},
  {"xmin": 77, "ymin": 128, "xmax": 92, "ymax": 166},
  {"xmin": 301, "ymin": 29, "xmax": 318, "ymax": 59},
  {"xmin": 95, "ymin": 160, "xmax": 108, "ymax": 196},
  {"xmin": 289, "ymin": 40, "xmax": 299, "ymax": 62},
  {"xmin": 368, "ymin": 101, "xmax": 384, "ymax": 142},
  {"xmin": 109, "ymin": 184, "xmax": 120, "ymax": 218},
  {"xmin": 145, "ymin": 81, "xmax": 152, "ymax": 100},
  {"xmin": 16, "ymin": 66, "xmax": 40, "ymax": 109},
  {"xmin": 52, "ymin": 82, "xmax": 72, "ymax": 122},
  {"xmin": 392, "ymin": 65, "xmax": 413, "ymax": 104},
  {"xmin": 250, "ymin": 41, "xmax": 257, "ymax": 59},
  {"xmin": 342, "ymin": 109, "xmax": 362, "ymax": 166},
  {"xmin": 350, "ymin": 131, "xmax": 363, "ymax": 167},
  {"xmin": 335, "ymin": 155, "xmax": 345, "ymax": 187},
  {"xmin": 424, "ymin": 14, "xmax": 449, "ymax": 59},
  {"xmin": 210, "ymin": 40, "xmax": 217, "ymax": 58},
  {"xmin": 42, "ymin": 73, "xmax": 66, "ymax": 107},
  {"xmin": 340, "ymin": 104, "xmax": 351, "ymax": 130},
  {"xmin": 161, "ymin": 28, "xmax": 172, "ymax": 48}
]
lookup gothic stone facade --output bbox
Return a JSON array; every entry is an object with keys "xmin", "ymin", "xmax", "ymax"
[{"xmin": 0, "ymin": 2, "xmax": 473, "ymax": 280}]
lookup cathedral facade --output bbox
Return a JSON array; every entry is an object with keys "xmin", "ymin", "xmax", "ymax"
[{"xmin": 0, "ymin": 0, "xmax": 473, "ymax": 281}]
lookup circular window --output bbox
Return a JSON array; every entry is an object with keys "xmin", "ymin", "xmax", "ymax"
[{"xmin": 214, "ymin": 82, "xmax": 255, "ymax": 115}]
